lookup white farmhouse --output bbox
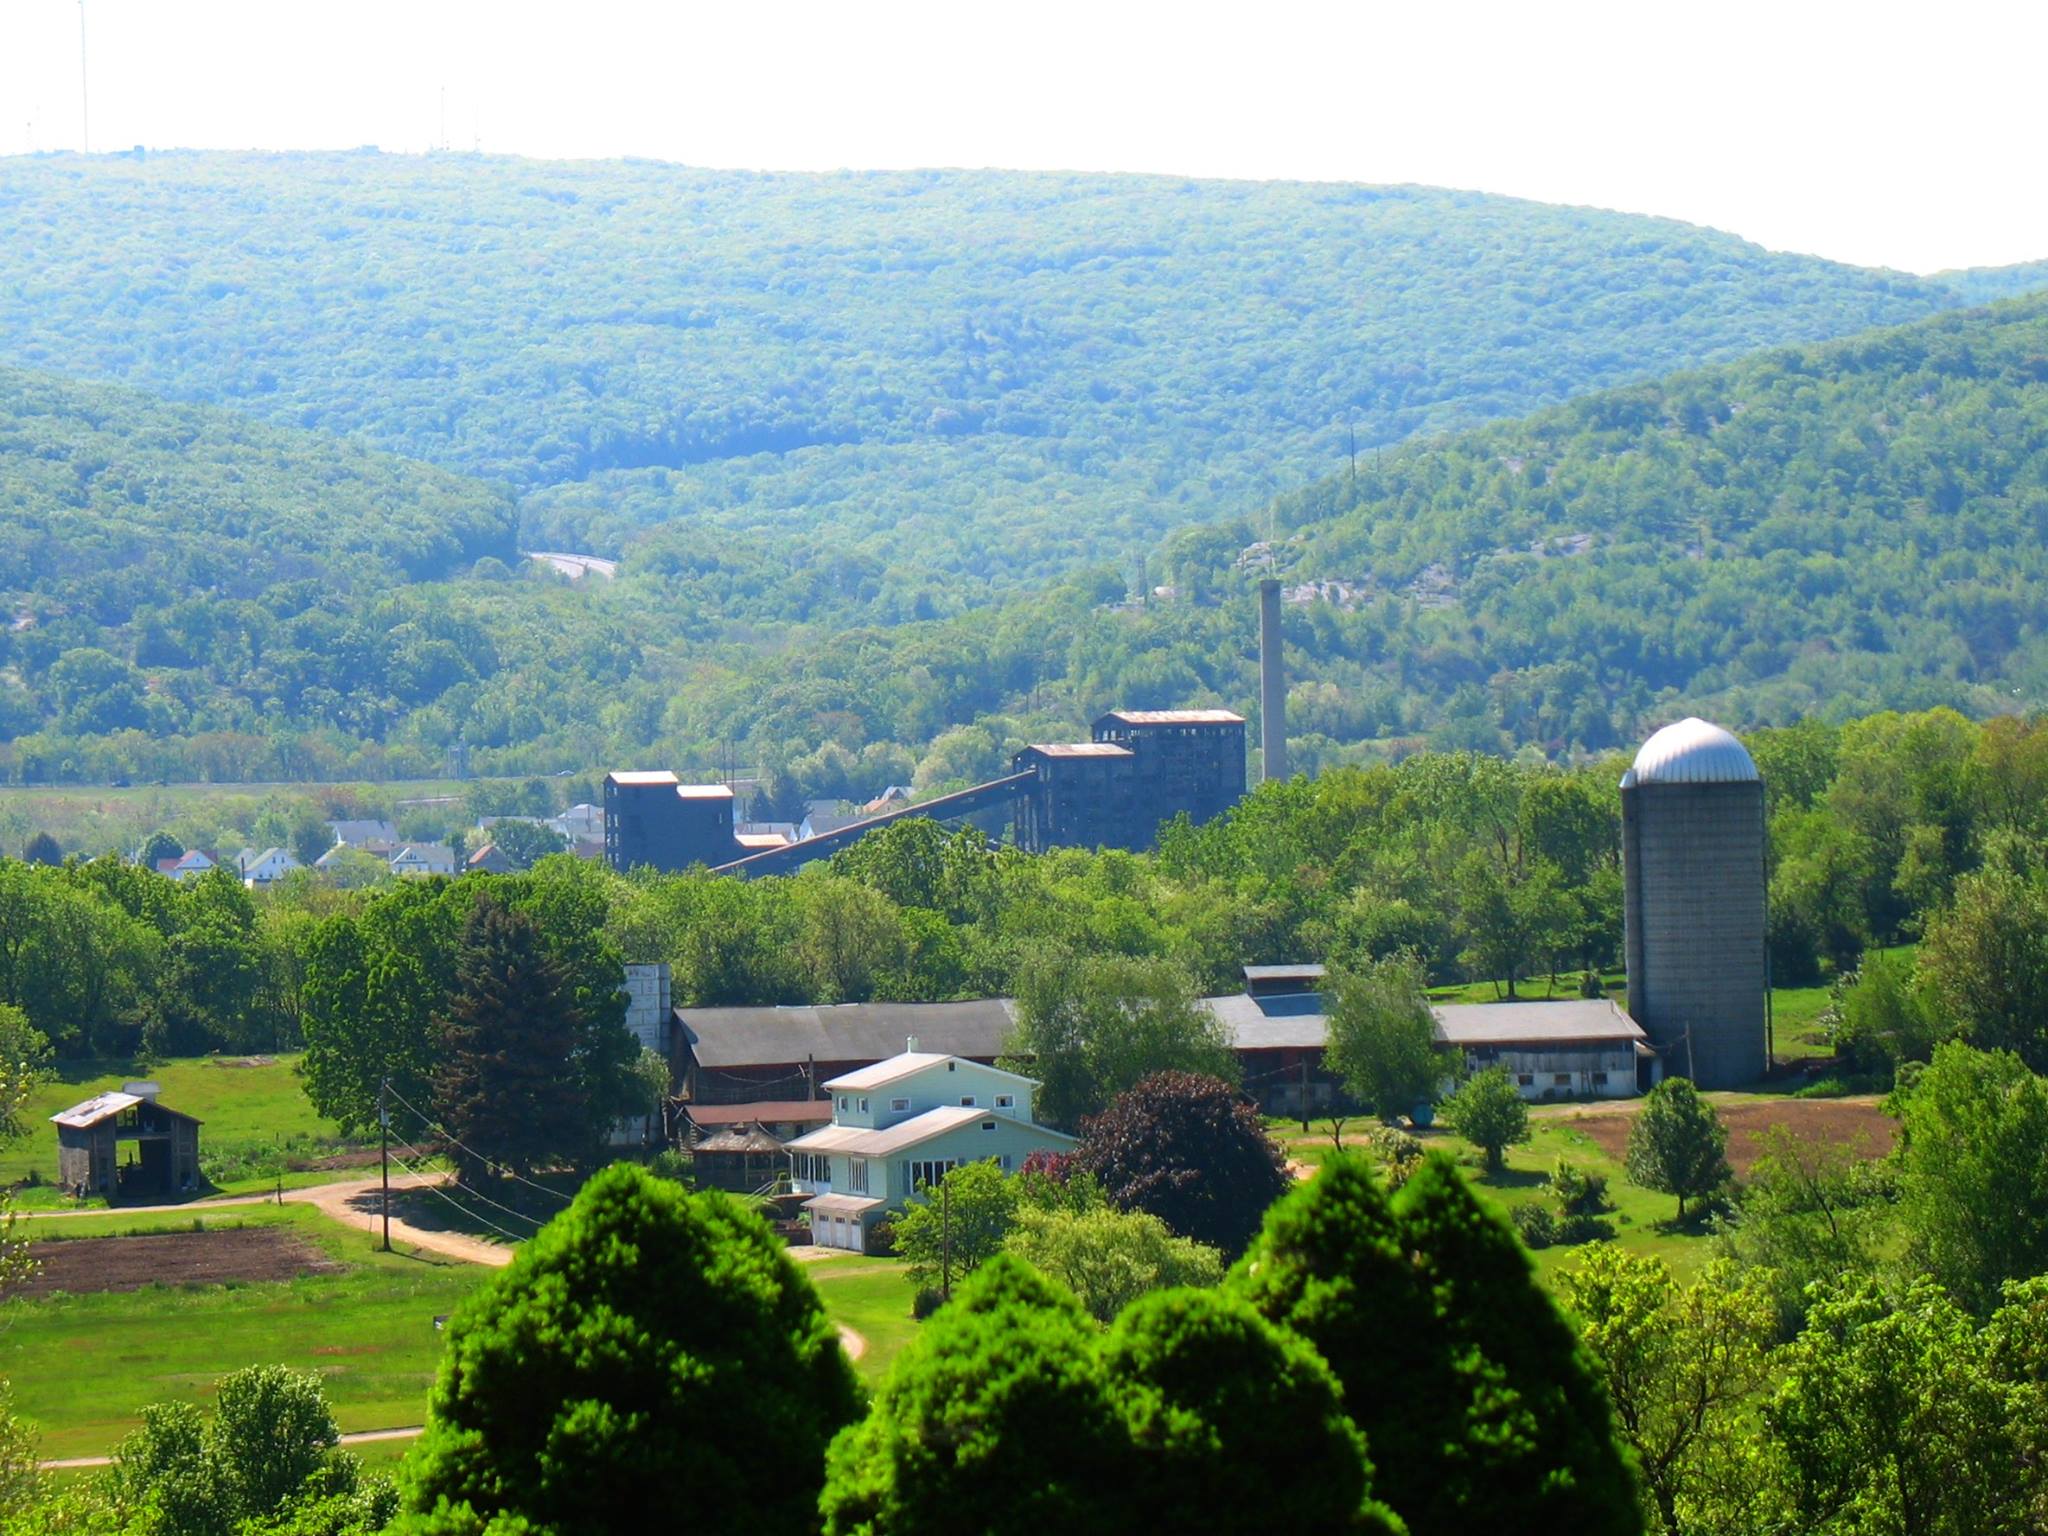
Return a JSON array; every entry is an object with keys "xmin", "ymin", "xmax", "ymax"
[
  {"xmin": 389, "ymin": 843, "xmax": 458, "ymax": 877},
  {"xmin": 786, "ymin": 1045, "xmax": 1077, "ymax": 1253}
]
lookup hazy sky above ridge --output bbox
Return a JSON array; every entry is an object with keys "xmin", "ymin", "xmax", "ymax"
[{"xmin": 1, "ymin": 0, "xmax": 2040, "ymax": 275}]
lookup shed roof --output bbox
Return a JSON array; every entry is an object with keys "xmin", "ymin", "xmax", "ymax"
[
  {"xmin": 788, "ymin": 1105, "xmax": 1074, "ymax": 1159},
  {"xmin": 1432, "ymin": 999, "xmax": 1646, "ymax": 1048},
  {"xmin": 1244, "ymin": 963, "xmax": 1326, "ymax": 985},
  {"xmin": 607, "ymin": 770, "xmax": 679, "ymax": 786},
  {"xmin": 804, "ymin": 1193, "xmax": 886, "ymax": 1217},
  {"xmin": 51, "ymin": 1091, "xmax": 141, "ymax": 1128},
  {"xmin": 694, "ymin": 1126, "xmax": 789, "ymax": 1155},
  {"xmin": 680, "ymin": 999, "xmax": 1018, "ymax": 1070},
  {"xmin": 50, "ymin": 1092, "xmax": 202, "ymax": 1129},
  {"xmin": 685, "ymin": 1100, "xmax": 833, "ymax": 1128},
  {"xmin": 1019, "ymin": 742, "xmax": 1133, "ymax": 758},
  {"xmin": 1096, "ymin": 708, "xmax": 1245, "ymax": 726}
]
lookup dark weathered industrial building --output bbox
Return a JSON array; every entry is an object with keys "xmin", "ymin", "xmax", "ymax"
[
  {"xmin": 1621, "ymin": 717, "xmax": 1768, "ymax": 1089},
  {"xmin": 608, "ymin": 704, "xmax": 1250, "ymax": 877},
  {"xmin": 52, "ymin": 1087, "xmax": 202, "ymax": 1200},
  {"xmin": 603, "ymin": 772, "xmax": 740, "ymax": 873}
]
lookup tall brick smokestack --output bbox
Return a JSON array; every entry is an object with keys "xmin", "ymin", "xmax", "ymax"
[{"xmin": 1259, "ymin": 577, "xmax": 1287, "ymax": 784}]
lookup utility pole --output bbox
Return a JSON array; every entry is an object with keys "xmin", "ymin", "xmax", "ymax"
[
  {"xmin": 378, "ymin": 1077, "xmax": 391, "ymax": 1252},
  {"xmin": 940, "ymin": 1178, "xmax": 952, "ymax": 1303}
]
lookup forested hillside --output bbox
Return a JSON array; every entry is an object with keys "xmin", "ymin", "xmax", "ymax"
[
  {"xmin": 9, "ymin": 296, "xmax": 2048, "ymax": 790},
  {"xmin": 0, "ymin": 150, "xmax": 2018, "ymax": 590},
  {"xmin": 674, "ymin": 294, "xmax": 2048, "ymax": 789}
]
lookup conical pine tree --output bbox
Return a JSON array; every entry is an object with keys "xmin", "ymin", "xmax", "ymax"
[{"xmin": 432, "ymin": 891, "xmax": 588, "ymax": 1183}]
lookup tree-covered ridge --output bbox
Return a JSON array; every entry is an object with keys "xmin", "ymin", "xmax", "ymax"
[
  {"xmin": 0, "ymin": 364, "xmax": 515, "ymax": 601},
  {"xmin": 0, "ymin": 151, "xmax": 2014, "ymax": 586},
  {"xmin": 673, "ymin": 293, "xmax": 2048, "ymax": 776}
]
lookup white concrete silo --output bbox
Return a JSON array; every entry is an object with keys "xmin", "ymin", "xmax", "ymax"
[{"xmin": 1620, "ymin": 717, "xmax": 1768, "ymax": 1089}]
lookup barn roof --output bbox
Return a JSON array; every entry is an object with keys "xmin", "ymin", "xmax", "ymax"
[
  {"xmin": 684, "ymin": 1100, "xmax": 833, "ymax": 1128},
  {"xmin": 1432, "ymin": 999, "xmax": 1646, "ymax": 1048},
  {"xmin": 693, "ymin": 1126, "xmax": 789, "ymax": 1155},
  {"xmin": 679, "ymin": 999, "xmax": 1018, "ymax": 1070},
  {"xmin": 50, "ymin": 1092, "xmax": 202, "ymax": 1129}
]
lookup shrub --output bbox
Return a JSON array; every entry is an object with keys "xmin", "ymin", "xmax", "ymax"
[
  {"xmin": 1512, "ymin": 1203, "xmax": 1558, "ymax": 1248},
  {"xmin": 1551, "ymin": 1158, "xmax": 1610, "ymax": 1217}
]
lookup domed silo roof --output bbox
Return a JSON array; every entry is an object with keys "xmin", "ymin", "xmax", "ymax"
[{"xmin": 1621, "ymin": 717, "xmax": 1759, "ymax": 789}]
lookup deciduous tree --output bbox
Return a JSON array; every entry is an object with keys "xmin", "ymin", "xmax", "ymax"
[
  {"xmin": 1078, "ymin": 1071, "xmax": 1288, "ymax": 1257},
  {"xmin": 1324, "ymin": 952, "xmax": 1442, "ymax": 1124},
  {"xmin": 1624, "ymin": 1077, "xmax": 1729, "ymax": 1222},
  {"xmin": 1440, "ymin": 1063, "xmax": 1529, "ymax": 1169}
]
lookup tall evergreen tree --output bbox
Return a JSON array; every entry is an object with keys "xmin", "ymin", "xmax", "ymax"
[
  {"xmin": 1230, "ymin": 1153, "xmax": 1641, "ymax": 1536},
  {"xmin": 405, "ymin": 1165, "xmax": 859, "ymax": 1536},
  {"xmin": 432, "ymin": 891, "xmax": 587, "ymax": 1182},
  {"xmin": 820, "ymin": 1256, "xmax": 1127, "ymax": 1536}
]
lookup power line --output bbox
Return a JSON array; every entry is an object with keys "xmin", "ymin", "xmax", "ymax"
[
  {"xmin": 382, "ymin": 1144, "xmax": 533, "ymax": 1244},
  {"xmin": 386, "ymin": 1130, "xmax": 546, "ymax": 1232},
  {"xmin": 382, "ymin": 1083, "xmax": 573, "ymax": 1205}
]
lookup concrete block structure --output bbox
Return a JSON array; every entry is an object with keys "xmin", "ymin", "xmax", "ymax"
[{"xmin": 1620, "ymin": 717, "xmax": 1769, "ymax": 1089}]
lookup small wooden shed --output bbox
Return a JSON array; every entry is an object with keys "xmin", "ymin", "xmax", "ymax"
[
  {"xmin": 51, "ymin": 1087, "xmax": 203, "ymax": 1200},
  {"xmin": 690, "ymin": 1124, "xmax": 789, "ymax": 1195}
]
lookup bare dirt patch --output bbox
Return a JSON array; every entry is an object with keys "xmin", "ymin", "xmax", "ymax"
[
  {"xmin": 1554, "ymin": 1096, "xmax": 1894, "ymax": 1176},
  {"xmin": 7, "ymin": 1226, "xmax": 344, "ymax": 1299}
]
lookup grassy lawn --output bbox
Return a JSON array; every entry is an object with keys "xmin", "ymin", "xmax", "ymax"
[
  {"xmin": 1279, "ymin": 1113, "xmax": 1729, "ymax": 1287},
  {"xmin": 4, "ymin": 1203, "xmax": 486, "ymax": 1459},
  {"xmin": 3, "ymin": 1054, "xmax": 368, "ymax": 1201},
  {"xmin": 806, "ymin": 1256, "xmax": 922, "ymax": 1386}
]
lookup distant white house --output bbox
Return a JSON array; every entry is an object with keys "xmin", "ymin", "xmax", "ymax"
[
  {"xmin": 389, "ymin": 844, "xmax": 458, "ymax": 877},
  {"xmin": 551, "ymin": 803, "xmax": 604, "ymax": 843},
  {"xmin": 799, "ymin": 801, "xmax": 860, "ymax": 841},
  {"xmin": 234, "ymin": 847, "xmax": 301, "ymax": 886},
  {"xmin": 786, "ymin": 1046, "xmax": 1078, "ymax": 1253},
  {"xmin": 325, "ymin": 819, "xmax": 399, "ymax": 851},
  {"xmin": 160, "ymin": 849, "xmax": 216, "ymax": 882}
]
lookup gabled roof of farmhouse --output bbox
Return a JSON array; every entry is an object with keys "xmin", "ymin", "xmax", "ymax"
[
  {"xmin": 789, "ymin": 1104, "xmax": 1077, "ymax": 1158},
  {"xmin": 825, "ymin": 1052, "xmax": 1039, "ymax": 1094},
  {"xmin": 679, "ymin": 999, "xmax": 1018, "ymax": 1070}
]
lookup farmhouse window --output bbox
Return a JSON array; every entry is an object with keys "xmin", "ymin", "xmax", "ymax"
[
  {"xmin": 891, "ymin": 1097, "xmax": 910, "ymax": 1111},
  {"xmin": 960, "ymin": 1096, "xmax": 978, "ymax": 1107},
  {"xmin": 1517, "ymin": 1073, "xmax": 1534, "ymax": 1086},
  {"xmin": 859, "ymin": 1097, "xmax": 869, "ymax": 1112},
  {"xmin": 981, "ymin": 1120, "xmax": 996, "ymax": 1131},
  {"xmin": 1592, "ymin": 1072, "xmax": 1609, "ymax": 1085},
  {"xmin": 995, "ymin": 1094, "xmax": 1014, "ymax": 1109},
  {"xmin": 1553, "ymin": 1074, "xmax": 1572, "ymax": 1086},
  {"xmin": 848, "ymin": 1158, "xmax": 869, "ymax": 1194}
]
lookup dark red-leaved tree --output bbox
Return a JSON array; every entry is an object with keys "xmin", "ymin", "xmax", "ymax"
[{"xmin": 1076, "ymin": 1070, "xmax": 1289, "ymax": 1257}]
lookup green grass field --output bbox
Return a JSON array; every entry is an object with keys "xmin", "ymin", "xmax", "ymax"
[
  {"xmin": 3, "ymin": 1054, "xmax": 366, "ymax": 1201},
  {"xmin": 804, "ymin": 1257, "xmax": 921, "ymax": 1386},
  {"xmin": 4, "ymin": 1204, "xmax": 484, "ymax": 1458}
]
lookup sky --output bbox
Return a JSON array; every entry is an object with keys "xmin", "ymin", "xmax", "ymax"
[{"xmin": 0, "ymin": 0, "xmax": 2041, "ymax": 275}]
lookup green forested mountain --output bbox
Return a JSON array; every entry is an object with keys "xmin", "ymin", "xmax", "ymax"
[
  {"xmin": 8, "ymin": 295, "xmax": 2048, "ymax": 797},
  {"xmin": 0, "ymin": 150, "xmax": 2022, "ymax": 592},
  {"xmin": 667, "ymin": 293, "xmax": 2048, "ymax": 785}
]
